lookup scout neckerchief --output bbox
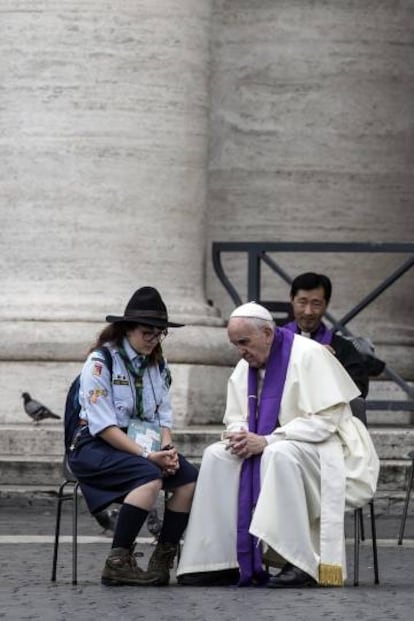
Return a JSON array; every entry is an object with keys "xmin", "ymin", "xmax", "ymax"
[
  {"xmin": 118, "ymin": 345, "xmax": 150, "ymax": 420},
  {"xmin": 236, "ymin": 327, "xmax": 294, "ymax": 586},
  {"xmin": 284, "ymin": 320, "xmax": 333, "ymax": 345}
]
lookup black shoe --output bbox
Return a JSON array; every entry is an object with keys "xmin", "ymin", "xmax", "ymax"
[
  {"xmin": 177, "ymin": 569, "xmax": 240, "ymax": 586},
  {"xmin": 266, "ymin": 563, "xmax": 316, "ymax": 589}
]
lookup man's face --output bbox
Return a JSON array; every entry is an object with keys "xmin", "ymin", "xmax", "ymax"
[
  {"xmin": 227, "ymin": 317, "xmax": 274, "ymax": 368},
  {"xmin": 291, "ymin": 286, "xmax": 328, "ymax": 334}
]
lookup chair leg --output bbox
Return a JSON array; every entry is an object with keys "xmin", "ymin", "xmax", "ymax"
[
  {"xmin": 72, "ymin": 482, "xmax": 79, "ymax": 586},
  {"xmin": 359, "ymin": 508, "xmax": 365, "ymax": 542},
  {"xmin": 353, "ymin": 508, "xmax": 360, "ymax": 586},
  {"xmin": 398, "ymin": 458, "xmax": 414, "ymax": 545},
  {"xmin": 369, "ymin": 500, "xmax": 379, "ymax": 584},
  {"xmin": 51, "ymin": 482, "xmax": 67, "ymax": 581},
  {"xmin": 51, "ymin": 479, "xmax": 80, "ymax": 585}
]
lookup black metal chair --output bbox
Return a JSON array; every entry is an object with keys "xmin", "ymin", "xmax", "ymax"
[
  {"xmin": 352, "ymin": 499, "xmax": 379, "ymax": 586},
  {"xmin": 51, "ymin": 458, "xmax": 177, "ymax": 584},
  {"xmin": 398, "ymin": 449, "xmax": 414, "ymax": 545},
  {"xmin": 51, "ymin": 458, "xmax": 81, "ymax": 585},
  {"xmin": 350, "ymin": 397, "xmax": 379, "ymax": 586}
]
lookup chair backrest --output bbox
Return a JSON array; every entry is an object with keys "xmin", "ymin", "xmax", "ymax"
[{"xmin": 350, "ymin": 397, "xmax": 367, "ymax": 427}]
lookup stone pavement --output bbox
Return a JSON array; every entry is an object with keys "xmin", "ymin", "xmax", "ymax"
[{"xmin": 1, "ymin": 499, "xmax": 414, "ymax": 621}]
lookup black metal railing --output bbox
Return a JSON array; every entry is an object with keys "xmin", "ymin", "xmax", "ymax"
[{"xmin": 212, "ymin": 241, "xmax": 414, "ymax": 412}]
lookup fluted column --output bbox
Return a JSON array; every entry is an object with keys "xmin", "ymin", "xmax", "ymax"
[
  {"xmin": 1, "ymin": 0, "xmax": 217, "ymax": 325},
  {"xmin": 0, "ymin": 1, "xmax": 235, "ymax": 426}
]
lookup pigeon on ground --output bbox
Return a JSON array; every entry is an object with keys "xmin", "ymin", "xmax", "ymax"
[
  {"xmin": 147, "ymin": 508, "xmax": 162, "ymax": 538},
  {"xmin": 93, "ymin": 507, "xmax": 162, "ymax": 537},
  {"xmin": 21, "ymin": 392, "xmax": 61, "ymax": 423},
  {"xmin": 94, "ymin": 508, "xmax": 119, "ymax": 533}
]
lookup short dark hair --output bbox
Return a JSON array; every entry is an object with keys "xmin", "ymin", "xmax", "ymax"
[{"xmin": 290, "ymin": 272, "xmax": 332, "ymax": 304}]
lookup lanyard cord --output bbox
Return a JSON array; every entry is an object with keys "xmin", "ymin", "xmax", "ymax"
[
  {"xmin": 118, "ymin": 346, "xmax": 148, "ymax": 420},
  {"xmin": 118, "ymin": 345, "xmax": 161, "ymax": 422},
  {"xmin": 147, "ymin": 366, "xmax": 161, "ymax": 424}
]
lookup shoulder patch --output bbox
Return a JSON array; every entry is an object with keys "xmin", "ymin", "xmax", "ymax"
[
  {"xmin": 88, "ymin": 389, "xmax": 109, "ymax": 403},
  {"xmin": 92, "ymin": 362, "xmax": 103, "ymax": 376}
]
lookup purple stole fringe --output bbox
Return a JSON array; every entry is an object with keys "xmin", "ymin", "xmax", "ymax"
[
  {"xmin": 236, "ymin": 327, "xmax": 295, "ymax": 586},
  {"xmin": 284, "ymin": 320, "xmax": 333, "ymax": 346}
]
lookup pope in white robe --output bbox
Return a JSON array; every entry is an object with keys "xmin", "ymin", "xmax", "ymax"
[{"xmin": 176, "ymin": 302, "xmax": 379, "ymax": 588}]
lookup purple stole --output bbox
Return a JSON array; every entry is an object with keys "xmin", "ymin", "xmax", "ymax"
[
  {"xmin": 284, "ymin": 320, "xmax": 333, "ymax": 346},
  {"xmin": 236, "ymin": 327, "xmax": 295, "ymax": 586}
]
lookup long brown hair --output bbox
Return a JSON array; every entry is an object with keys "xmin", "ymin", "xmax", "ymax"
[{"xmin": 89, "ymin": 322, "xmax": 164, "ymax": 366}]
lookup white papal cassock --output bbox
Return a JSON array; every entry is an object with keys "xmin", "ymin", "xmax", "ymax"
[{"xmin": 176, "ymin": 334, "xmax": 379, "ymax": 585}]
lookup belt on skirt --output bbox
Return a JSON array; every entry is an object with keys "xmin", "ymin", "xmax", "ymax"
[{"xmin": 77, "ymin": 420, "xmax": 128, "ymax": 433}]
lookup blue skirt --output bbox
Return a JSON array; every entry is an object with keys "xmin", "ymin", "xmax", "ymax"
[{"xmin": 68, "ymin": 427, "xmax": 198, "ymax": 514}]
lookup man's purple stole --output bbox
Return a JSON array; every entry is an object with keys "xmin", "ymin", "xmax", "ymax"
[
  {"xmin": 284, "ymin": 320, "xmax": 333, "ymax": 345},
  {"xmin": 236, "ymin": 327, "xmax": 295, "ymax": 586}
]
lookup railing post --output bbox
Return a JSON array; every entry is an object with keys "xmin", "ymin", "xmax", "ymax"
[{"xmin": 247, "ymin": 247, "xmax": 261, "ymax": 302}]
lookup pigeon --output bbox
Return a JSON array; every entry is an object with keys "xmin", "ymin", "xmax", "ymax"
[
  {"xmin": 22, "ymin": 392, "xmax": 61, "ymax": 423},
  {"xmin": 94, "ymin": 507, "xmax": 162, "ymax": 537},
  {"xmin": 147, "ymin": 507, "xmax": 162, "ymax": 538},
  {"xmin": 94, "ymin": 508, "xmax": 119, "ymax": 533}
]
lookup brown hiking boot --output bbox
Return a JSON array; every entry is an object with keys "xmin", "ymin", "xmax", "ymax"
[
  {"xmin": 147, "ymin": 541, "xmax": 178, "ymax": 585},
  {"xmin": 101, "ymin": 546, "xmax": 162, "ymax": 586}
]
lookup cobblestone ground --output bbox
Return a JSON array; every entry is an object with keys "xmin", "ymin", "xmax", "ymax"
[{"xmin": 1, "ymin": 502, "xmax": 413, "ymax": 621}]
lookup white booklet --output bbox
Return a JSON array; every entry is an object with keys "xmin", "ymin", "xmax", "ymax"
[{"xmin": 127, "ymin": 420, "xmax": 161, "ymax": 453}]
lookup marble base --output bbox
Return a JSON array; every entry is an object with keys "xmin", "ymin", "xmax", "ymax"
[{"xmin": 0, "ymin": 320, "xmax": 237, "ymax": 427}]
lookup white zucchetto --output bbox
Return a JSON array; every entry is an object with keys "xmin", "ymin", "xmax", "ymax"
[{"xmin": 229, "ymin": 302, "xmax": 273, "ymax": 322}]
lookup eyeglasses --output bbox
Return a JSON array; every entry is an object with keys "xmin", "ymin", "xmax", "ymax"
[{"xmin": 139, "ymin": 327, "xmax": 168, "ymax": 343}]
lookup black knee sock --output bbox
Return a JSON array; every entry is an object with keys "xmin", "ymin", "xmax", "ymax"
[
  {"xmin": 111, "ymin": 503, "xmax": 149, "ymax": 549},
  {"xmin": 159, "ymin": 508, "xmax": 189, "ymax": 545}
]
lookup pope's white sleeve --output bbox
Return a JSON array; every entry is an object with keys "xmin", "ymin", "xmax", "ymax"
[{"xmin": 266, "ymin": 403, "xmax": 348, "ymax": 444}]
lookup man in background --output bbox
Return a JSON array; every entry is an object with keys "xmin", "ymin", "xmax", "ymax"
[{"xmin": 285, "ymin": 272, "xmax": 369, "ymax": 397}]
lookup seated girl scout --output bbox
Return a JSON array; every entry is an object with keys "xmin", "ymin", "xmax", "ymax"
[{"xmin": 68, "ymin": 286, "xmax": 198, "ymax": 586}]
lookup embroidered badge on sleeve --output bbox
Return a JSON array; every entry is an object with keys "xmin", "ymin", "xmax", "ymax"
[
  {"xmin": 88, "ymin": 389, "xmax": 108, "ymax": 404},
  {"xmin": 92, "ymin": 362, "xmax": 103, "ymax": 376}
]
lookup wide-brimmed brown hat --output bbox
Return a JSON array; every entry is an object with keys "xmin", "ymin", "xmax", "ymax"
[{"xmin": 106, "ymin": 286, "xmax": 184, "ymax": 328}]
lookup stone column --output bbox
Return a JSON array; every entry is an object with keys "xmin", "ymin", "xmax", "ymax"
[
  {"xmin": 1, "ymin": 0, "xmax": 218, "ymax": 323},
  {"xmin": 0, "ymin": 0, "xmax": 234, "ymax": 426}
]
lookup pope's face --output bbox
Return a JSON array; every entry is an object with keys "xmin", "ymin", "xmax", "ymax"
[{"xmin": 227, "ymin": 318, "xmax": 274, "ymax": 368}]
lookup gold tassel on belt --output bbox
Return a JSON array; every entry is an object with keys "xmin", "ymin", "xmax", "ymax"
[{"xmin": 319, "ymin": 563, "xmax": 344, "ymax": 587}]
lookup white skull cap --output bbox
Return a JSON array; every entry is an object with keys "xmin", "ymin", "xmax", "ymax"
[{"xmin": 229, "ymin": 301, "xmax": 273, "ymax": 322}]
